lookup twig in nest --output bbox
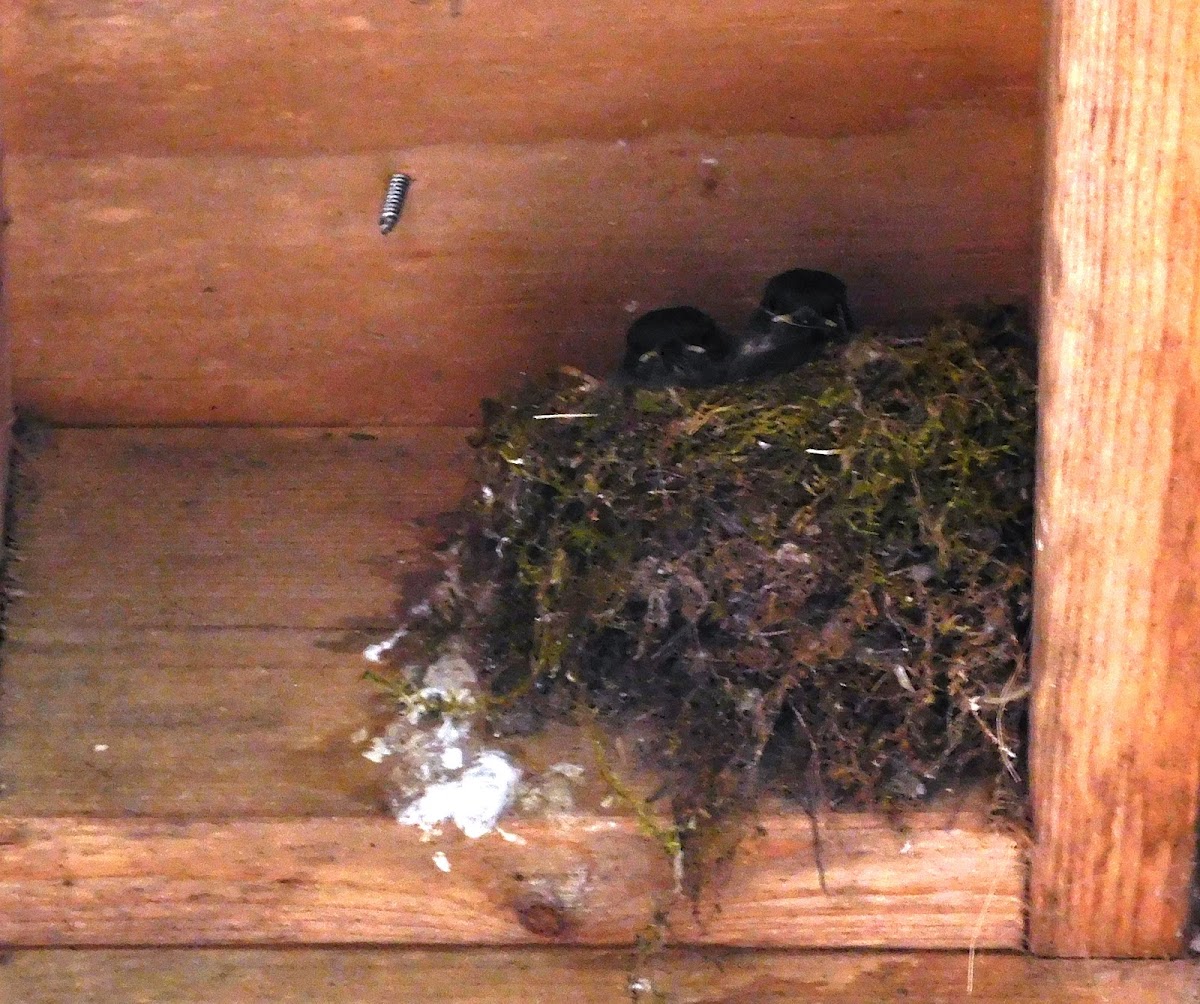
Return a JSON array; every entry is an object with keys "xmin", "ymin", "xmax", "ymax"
[
  {"xmin": 792, "ymin": 703, "xmax": 829, "ymax": 894},
  {"xmin": 532, "ymin": 412, "xmax": 600, "ymax": 420}
]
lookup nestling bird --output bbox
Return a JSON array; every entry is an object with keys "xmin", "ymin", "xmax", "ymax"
[
  {"xmin": 731, "ymin": 268, "xmax": 854, "ymax": 381},
  {"xmin": 619, "ymin": 271, "xmax": 855, "ymax": 387},
  {"xmin": 750, "ymin": 268, "xmax": 854, "ymax": 337},
  {"xmin": 620, "ymin": 306, "xmax": 733, "ymax": 387}
]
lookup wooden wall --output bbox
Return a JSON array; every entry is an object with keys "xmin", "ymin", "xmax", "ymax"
[
  {"xmin": 1, "ymin": 1, "xmax": 1042, "ymax": 426},
  {"xmin": 1030, "ymin": 0, "xmax": 1200, "ymax": 957},
  {"xmin": 0, "ymin": 137, "xmax": 12, "ymax": 500}
]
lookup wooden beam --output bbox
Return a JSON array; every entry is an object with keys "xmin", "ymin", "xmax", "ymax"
[
  {"xmin": 0, "ymin": 133, "xmax": 11, "ymax": 528},
  {"xmin": 1030, "ymin": 0, "xmax": 1200, "ymax": 957},
  {"xmin": 5, "ymin": 125, "xmax": 1037, "ymax": 426},
  {"xmin": 3, "ymin": 949, "xmax": 1198, "ymax": 1004},
  {"xmin": 2, "ymin": 1, "xmax": 1040, "ymax": 157},
  {"xmin": 0, "ymin": 815, "xmax": 1023, "ymax": 949}
]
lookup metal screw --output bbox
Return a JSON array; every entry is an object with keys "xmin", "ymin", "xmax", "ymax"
[{"xmin": 379, "ymin": 173, "xmax": 412, "ymax": 235}]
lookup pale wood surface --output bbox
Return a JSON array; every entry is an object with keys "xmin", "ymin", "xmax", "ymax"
[
  {"xmin": 0, "ymin": 815, "xmax": 1023, "ymax": 949},
  {"xmin": 3, "ymin": 950, "xmax": 1198, "ymax": 1004},
  {"xmin": 0, "ymin": 428, "xmax": 1025, "ymax": 950},
  {"xmin": 0, "ymin": 0, "xmax": 1041, "ymax": 425},
  {"xmin": 0, "ymin": 428, "xmax": 471, "ymax": 815},
  {"xmin": 0, "ymin": 146, "xmax": 10, "ymax": 531},
  {"xmin": 1030, "ymin": 0, "xmax": 1200, "ymax": 959},
  {"xmin": 2, "ymin": 1, "xmax": 1041, "ymax": 157}
]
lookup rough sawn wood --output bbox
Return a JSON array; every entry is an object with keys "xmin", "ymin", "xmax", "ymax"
[{"xmin": 1030, "ymin": 0, "xmax": 1200, "ymax": 959}]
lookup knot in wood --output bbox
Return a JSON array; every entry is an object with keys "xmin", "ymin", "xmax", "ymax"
[{"xmin": 514, "ymin": 890, "xmax": 568, "ymax": 938}]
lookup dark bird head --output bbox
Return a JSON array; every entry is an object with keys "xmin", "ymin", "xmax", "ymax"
[
  {"xmin": 749, "ymin": 268, "xmax": 854, "ymax": 337},
  {"xmin": 621, "ymin": 306, "xmax": 733, "ymax": 387},
  {"xmin": 724, "ymin": 269, "xmax": 855, "ymax": 382}
]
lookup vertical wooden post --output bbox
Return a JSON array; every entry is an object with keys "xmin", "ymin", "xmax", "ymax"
[
  {"xmin": 1031, "ymin": 0, "xmax": 1200, "ymax": 957},
  {"xmin": 0, "ymin": 138, "xmax": 11, "ymax": 525}
]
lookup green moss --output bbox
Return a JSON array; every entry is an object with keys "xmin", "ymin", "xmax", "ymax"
[{"xmin": 587, "ymin": 721, "xmax": 683, "ymax": 861}]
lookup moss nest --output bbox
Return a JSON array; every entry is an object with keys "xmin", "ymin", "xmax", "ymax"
[{"xmin": 373, "ymin": 305, "xmax": 1037, "ymax": 885}]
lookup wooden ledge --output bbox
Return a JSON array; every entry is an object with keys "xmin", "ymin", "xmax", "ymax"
[
  {"xmin": 0, "ymin": 814, "xmax": 1023, "ymax": 949},
  {"xmin": 4, "ymin": 949, "xmax": 1198, "ymax": 1004}
]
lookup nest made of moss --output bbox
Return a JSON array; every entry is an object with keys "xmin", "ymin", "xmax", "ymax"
[{"xmin": 373, "ymin": 305, "xmax": 1036, "ymax": 886}]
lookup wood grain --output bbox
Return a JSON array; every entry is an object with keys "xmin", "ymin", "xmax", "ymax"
[
  {"xmin": 1030, "ymin": 0, "xmax": 1200, "ymax": 958},
  {"xmin": 3, "ymin": 950, "xmax": 1198, "ymax": 1004},
  {"xmin": 1, "ymin": 0, "xmax": 1042, "ymax": 425},
  {"xmin": 1, "ymin": 1, "xmax": 1040, "ymax": 157},
  {"xmin": 0, "ymin": 815, "xmax": 1023, "ymax": 949},
  {"xmin": 6, "ymin": 118, "xmax": 1038, "ymax": 425},
  {"xmin": 0, "ymin": 142, "xmax": 11, "ymax": 530},
  {"xmin": 0, "ymin": 427, "xmax": 1027, "ymax": 950},
  {"xmin": 5, "ymin": 428, "xmax": 471, "ymax": 628},
  {"xmin": 0, "ymin": 428, "xmax": 471, "ymax": 816}
]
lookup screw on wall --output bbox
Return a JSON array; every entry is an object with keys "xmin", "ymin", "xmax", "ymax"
[{"xmin": 378, "ymin": 173, "xmax": 413, "ymax": 235}]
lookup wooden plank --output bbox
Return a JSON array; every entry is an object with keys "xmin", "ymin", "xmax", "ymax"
[
  {"xmin": 0, "ymin": 428, "xmax": 470, "ymax": 816},
  {"xmin": 6, "ymin": 428, "xmax": 471, "ymax": 629},
  {"xmin": 2, "ymin": 952, "xmax": 1198, "ymax": 1004},
  {"xmin": 5, "ymin": 119, "xmax": 1038, "ymax": 425},
  {"xmin": 0, "ymin": 815, "xmax": 1023, "ymax": 949},
  {"xmin": 1, "ymin": 1, "xmax": 1040, "ymax": 157},
  {"xmin": 0, "ymin": 629, "xmax": 392, "ymax": 816},
  {"xmin": 1030, "ymin": 0, "xmax": 1200, "ymax": 958},
  {"xmin": 0, "ymin": 137, "xmax": 11, "ymax": 531}
]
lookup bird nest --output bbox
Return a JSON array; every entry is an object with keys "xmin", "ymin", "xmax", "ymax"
[{"xmin": 369, "ymin": 304, "xmax": 1036, "ymax": 892}]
